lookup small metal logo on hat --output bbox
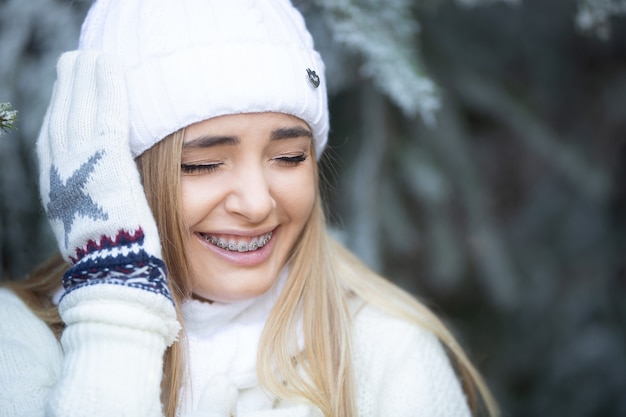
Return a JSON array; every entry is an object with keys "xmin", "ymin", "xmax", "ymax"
[{"xmin": 306, "ymin": 68, "xmax": 320, "ymax": 88}]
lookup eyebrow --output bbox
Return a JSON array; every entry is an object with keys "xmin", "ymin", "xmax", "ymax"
[
  {"xmin": 183, "ymin": 135, "xmax": 239, "ymax": 149},
  {"xmin": 270, "ymin": 126, "xmax": 313, "ymax": 141},
  {"xmin": 183, "ymin": 126, "xmax": 313, "ymax": 149}
]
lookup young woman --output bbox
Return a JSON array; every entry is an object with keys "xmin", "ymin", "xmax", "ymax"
[{"xmin": 0, "ymin": 1, "xmax": 498, "ymax": 416}]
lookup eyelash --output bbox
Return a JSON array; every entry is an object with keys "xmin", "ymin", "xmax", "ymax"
[
  {"xmin": 276, "ymin": 153, "xmax": 307, "ymax": 165},
  {"xmin": 180, "ymin": 163, "xmax": 221, "ymax": 175},
  {"xmin": 180, "ymin": 154, "xmax": 307, "ymax": 174}
]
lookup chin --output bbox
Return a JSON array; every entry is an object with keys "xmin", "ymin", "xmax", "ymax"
[{"xmin": 190, "ymin": 270, "xmax": 279, "ymax": 303}]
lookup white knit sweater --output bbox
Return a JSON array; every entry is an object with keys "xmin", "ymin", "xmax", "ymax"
[{"xmin": 0, "ymin": 285, "xmax": 470, "ymax": 417}]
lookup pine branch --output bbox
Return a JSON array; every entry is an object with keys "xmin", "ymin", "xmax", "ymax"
[
  {"xmin": 314, "ymin": 0, "xmax": 440, "ymax": 124},
  {"xmin": 0, "ymin": 102, "xmax": 18, "ymax": 135}
]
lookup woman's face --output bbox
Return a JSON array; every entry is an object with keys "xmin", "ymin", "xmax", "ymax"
[{"xmin": 180, "ymin": 112, "xmax": 316, "ymax": 303}]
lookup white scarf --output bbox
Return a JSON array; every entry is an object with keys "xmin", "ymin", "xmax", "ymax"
[{"xmin": 179, "ymin": 269, "xmax": 288, "ymax": 416}]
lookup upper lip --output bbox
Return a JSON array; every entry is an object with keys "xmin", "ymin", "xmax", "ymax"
[{"xmin": 196, "ymin": 226, "xmax": 277, "ymax": 238}]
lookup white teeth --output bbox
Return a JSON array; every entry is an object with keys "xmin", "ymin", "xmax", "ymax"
[
  {"xmin": 203, "ymin": 232, "xmax": 272, "ymax": 252},
  {"xmin": 249, "ymin": 237, "xmax": 259, "ymax": 251}
]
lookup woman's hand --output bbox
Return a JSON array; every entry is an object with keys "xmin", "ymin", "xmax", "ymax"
[
  {"xmin": 37, "ymin": 50, "xmax": 171, "ymax": 303},
  {"xmin": 35, "ymin": 50, "xmax": 179, "ymax": 417}
]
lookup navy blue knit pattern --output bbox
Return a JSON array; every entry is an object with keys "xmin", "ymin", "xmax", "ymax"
[{"xmin": 63, "ymin": 228, "xmax": 172, "ymax": 302}]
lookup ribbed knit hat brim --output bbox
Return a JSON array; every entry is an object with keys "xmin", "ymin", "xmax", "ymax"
[{"xmin": 78, "ymin": 0, "xmax": 328, "ymax": 157}]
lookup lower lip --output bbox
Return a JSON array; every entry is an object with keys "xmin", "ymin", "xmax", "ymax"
[{"xmin": 194, "ymin": 228, "xmax": 278, "ymax": 267}]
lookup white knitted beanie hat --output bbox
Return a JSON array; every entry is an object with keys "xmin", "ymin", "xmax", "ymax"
[{"xmin": 78, "ymin": 0, "xmax": 328, "ymax": 158}]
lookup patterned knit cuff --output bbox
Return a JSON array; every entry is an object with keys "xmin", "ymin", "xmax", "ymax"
[{"xmin": 63, "ymin": 228, "xmax": 171, "ymax": 302}]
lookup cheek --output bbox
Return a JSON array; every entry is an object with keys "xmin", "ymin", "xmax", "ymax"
[
  {"xmin": 180, "ymin": 178, "xmax": 219, "ymax": 227},
  {"xmin": 273, "ymin": 169, "xmax": 316, "ymax": 220}
]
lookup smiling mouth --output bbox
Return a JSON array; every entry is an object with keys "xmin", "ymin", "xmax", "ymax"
[{"xmin": 199, "ymin": 231, "xmax": 273, "ymax": 252}]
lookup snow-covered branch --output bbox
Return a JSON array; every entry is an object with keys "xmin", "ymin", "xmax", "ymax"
[
  {"xmin": 0, "ymin": 102, "xmax": 17, "ymax": 135},
  {"xmin": 314, "ymin": 0, "xmax": 440, "ymax": 124}
]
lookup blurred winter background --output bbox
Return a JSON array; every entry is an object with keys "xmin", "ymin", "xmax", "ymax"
[{"xmin": 1, "ymin": 0, "xmax": 625, "ymax": 415}]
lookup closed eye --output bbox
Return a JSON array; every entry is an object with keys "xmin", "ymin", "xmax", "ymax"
[
  {"xmin": 180, "ymin": 163, "xmax": 222, "ymax": 175},
  {"xmin": 275, "ymin": 153, "xmax": 308, "ymax": 166}
]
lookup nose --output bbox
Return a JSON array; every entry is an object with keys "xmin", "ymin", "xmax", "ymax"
[{"xmin": 224, "ymin": 166, "xmax": 275, "ymax": 223}]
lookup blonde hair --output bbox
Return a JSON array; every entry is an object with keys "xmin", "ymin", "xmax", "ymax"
[
  {"xmin": 7, "ymin": 130, "xmax": 498, "ymax": 417},
  {"xmin": 139, "ymin": 131, "xmax": 498, "ymax": 416}
]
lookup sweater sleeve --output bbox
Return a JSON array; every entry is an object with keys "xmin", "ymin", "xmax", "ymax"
[
  {"xmin": 0, "ymin": 285, "xmax": 179, "ymax": 417},
  {"xmin": 352, "ymin": 306, "xmax": 472, "ymax": 417},
  {"xmin": 47, "ymin": 284, "xmax": 179, "ymax": 417},
  {"xmin": 0, "ymin": 288, "xmax": 63, "ymax": 417}
]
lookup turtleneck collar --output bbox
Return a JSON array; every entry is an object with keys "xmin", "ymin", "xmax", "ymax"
[
  {"xmin": 179, "ymin": 266, "xmax": 290, "ymax": 415},
  {"xmin": 182, "ymin": 267, "xmax": 288, "ymax": 340}
]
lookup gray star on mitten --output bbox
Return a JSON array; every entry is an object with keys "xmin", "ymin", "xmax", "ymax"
[{"xmin": 47, "ymin": 150, "xmax": 109, "ymax": 248}]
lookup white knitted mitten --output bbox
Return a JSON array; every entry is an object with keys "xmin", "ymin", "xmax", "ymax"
[{"xmin": 37, "ymin": 50, "xmax": 170, "ymax": 302}]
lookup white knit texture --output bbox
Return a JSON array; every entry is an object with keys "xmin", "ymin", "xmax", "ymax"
[
  {"xmin": 78, "ymin": 0, "xmax": 329, "ymax": 158},
  {"xmin": 0, "ymin": 289, "xmax": 62, "ymax": 417},
  {"xmin": 352, "ymin": 307, "xmax": 472, "ymax": 417},
  {"xmin": 180, "ymin": 270, "xmax": 288, "ymax": 415},
  {"xmin": 37, "ymin": 51, "xmax": 162, "ymax": 261},
  {"xmin": 55, "ymin": 286, "xmax": 177, "ymax": 417},
  {"xmin": 0, "ymin": 285, "xmax": 471, "ymax": 417}
]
